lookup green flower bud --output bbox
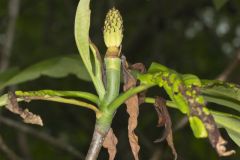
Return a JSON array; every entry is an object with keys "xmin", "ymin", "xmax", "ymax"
[{"xmin": 103, "ymin": 7, "xmax": 123, "ymax": 57}]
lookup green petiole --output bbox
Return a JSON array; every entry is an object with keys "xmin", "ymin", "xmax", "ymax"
[
  {"xmin": 21, "ymin": 96, "xmax": 100, "ymax": 115},
  {"xmin": 108, "ymin": 84, "xmax": 155, "ymax": 112},
  {"xmin": 15, "ymin": 90, "xmax": 100, "ymax": 105},
  {"xmin": 144, "ymin": 97, "xmax": 178, "ymax": 109},
  {"xmin": 0, "ymin": 90, "xmax": 101, "ymax": 117}
]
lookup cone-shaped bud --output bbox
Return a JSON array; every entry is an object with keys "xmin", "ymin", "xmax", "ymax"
[{"xmin": 103, "ymin": 7, "xmax": 123, "ymax": 56}]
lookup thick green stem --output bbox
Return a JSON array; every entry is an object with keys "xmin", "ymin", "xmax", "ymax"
[
  {"xmin": 86, "ymin": 109, "xmax": 115, "ymax": 160},
  {"xmin": 86, "ymin": 57, "xmax": 121, "ymax": 160},
  {"xmin": 100, "ymin": 57, "xmax": 121, "ymax": 110}
]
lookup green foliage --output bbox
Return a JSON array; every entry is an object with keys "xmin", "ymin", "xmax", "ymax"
[
  {"xmin": 74, "ymin": 0, "xmax": 105, "ymax": 100},
  {"xmin": 201, "ymin": 81, "xmax": 240, "ymax": 113},
  {"xmin": 0, "ymin": 55, "xmax": 90, "ymax": 90},
  {"xmin": 0, "ymin": 0, "xmax": 240, "ymax": 159},
  {"xmin": 137, "ymin": 62, "xmax": 240, "ymax": 145},
  {"xmin": 212, "ymin": 111, "xmax": 240, "ymax": 146},
  {"xmin": 189, "ymin": 116, "xmax": 208, "ymax": 138}
]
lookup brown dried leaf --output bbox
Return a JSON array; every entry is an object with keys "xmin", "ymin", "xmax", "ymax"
[
  {"xmin": 21, "ymin": 108, "xmax": 43, "ymax": 126},
  {"xmin": 130, "ymin": 63, "xmax": 146, "ymax": 74},
  {"xmin": 166, "ymin": 130, "xmax": 177, "ymax": 160},
  {"xmin": 125, "ymin": 93, "xmax": 140, "ymax": 160},
  {"xmin": 216, "ymin": 137, "xmax": 235, "ymax": 156},
  {"xmin": 103, "ymin": 128, "xmax": 118, "ymax": 160},
  {"xmin": 154, "ymin": 97, "xmax": 177, "ymax": 160},
  {"xmin": 198, "ymin": 113, "xmax": 235, "ymax": 156},
  {"xmin": 123, "ymin": 59, "xmax": 140, "ymax": 160},
  {"xmin": 131, "ymin": 63, "xmax": 147, "ymax": 105},
  {"xmin": 6, "ymin": 92, "xmax": 43, "ymax": 126}
]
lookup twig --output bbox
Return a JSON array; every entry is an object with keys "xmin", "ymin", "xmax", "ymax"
[
  {"xmin": 0, "ymin": 115, "xmax": 85, "ymax": 159},
  {"xmin": 0, "ymin": 135, "xmax": 23, "ymax": 160},
  {"xmin": 173, "ymin": 116, "xmax": 188, "ymax": 131},
  {"xmin": 0, "ymin": 0, "xmax": 20, "ymax": 71},
  {"xmin": 85, "ymin": 126, "xmax": 106, "ymax": 160},
  {"xmin": 0, "ymin": 2, "xmax": 21, "ymax": 159},
  {"xmin": 217, "ymin": 48, "xmax": 240, "ymax": 81},
  {"xmin": 17, "ymin": 132, "xmax": 32, "ymax": 160}
]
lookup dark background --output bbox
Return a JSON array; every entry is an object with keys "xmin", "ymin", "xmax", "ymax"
[{"xmin": 0, "ymin": 0, "xmax": 240, "ymax": 159}]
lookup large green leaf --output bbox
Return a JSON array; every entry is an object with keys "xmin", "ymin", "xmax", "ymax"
[
  {"xmin": 227, "ymin": 129, "xmax": 240, "ymax": 147},
  {"xmin": 203, "ymin": 95, "xmax": 240, "ymax": 113},
  {"xmin": 0, "ymin": 55, "xmax": 90, "ymax": 90},
  {"xmin": 201, "ymin": 80, "xmax": 240, "ymax": 113},
  {"xmin": 201, "ymin": 81, "xmax": 240, "ymax": 101},
  {"xmin": 0, "ymin": 67, "xmax": 20, "ymax": 85},
  {"xmin": 212, "ymin": 111, "xmax": 240, "ymax": 147},
  {"xmin": 74, "ymin": 0, "xmax": 105, "ymax": 99}
]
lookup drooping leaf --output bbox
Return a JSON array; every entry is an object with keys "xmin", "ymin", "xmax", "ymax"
[
  {"xmin": 6, "ymin": 92, "xmax": 43, "ymax": 126},
  {"xmin": 123, "ymin": 63, "xmax": 140, "ymax": 160},
  {"xmin": 142, "ymin": 63, "xmax": 237, "ymax": 156},
  {"xmin": 226, "ymin": 129, "xmax": 240, "ymax": 147},
  {"xmin": 213, "ymin": 0, "xmax": 229, "ymax": 10},
  {"xmin": 74, "ymin": 0, "xmax": 105, "ymax": 99},
  {"xmin": 201, "ymin": 80, "xmax": 240, "ymax": 113},
  {"xmin": 203, "ymin": 95, "xmax": 240, "ymax": 113},
  {"xmin": 201, "ymin": 80, "xmax": 240, "ymax": 101},
  {"xmin": 154, "ymin": 97, "xmax": 177, "ymax": 160},
  {"xmin": 0, "ymin": 67, "xmax": 19, "ymax": 85},
  {"xmin": 212, "ymin": 111, "xmax": 240, "ymax": 147},
  {"xmin": 167, "ymin": 98, "xmax": 240, "ymax": 147},
  {"xmin": 0, "ymin": 55, "xmax": 91, "ymax": 90},
  {"xmin": 103, "ymin": 128, "xmax": 118, "ymax": 160}
]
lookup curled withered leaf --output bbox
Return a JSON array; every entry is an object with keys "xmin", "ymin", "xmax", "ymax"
[
  {"xmin": 200, "ymin": 114, "xmax": 235, "ymax": 156},
  {"xmin": 125, "ymin": 93, "xmax": 140, "ymax": 160},
  {"xmin": 216, "ymin": 137, "xmax": 235, "ymax": 156},
  {"xmin": 130, "ymin": 62, "xmax": 147, "ymax": 105},
  {"xmin": 122, "ymin": 58, "xmax": 141, "ymax": 160},
  {"xmin": 154, "ymin": 97, "xmax": 177, "ymax": 160},
  {"xmin": 181, "ymin": 86, "xmax": 235, "ymax": 156},
  {"xmin": 21, "ymin": 108, "xmax": 43, "ymax": 126},
  {"xmin": 153, "ymin": 97, "xmax": 169, "ymax": 142},
  {"xmin": 124, "ymin": 83, "xmax": 140, "ymax": 160},
  {"xmin": 130, "ymin": 63, "xmax": 146, "ymax": 74},
  {"xmin": 6, "ymin": 92, "xmax": 43, "ymax": 126},
  {"xmin": 103, "ymin": 128, "xmax": 118, "ymax": 160}
]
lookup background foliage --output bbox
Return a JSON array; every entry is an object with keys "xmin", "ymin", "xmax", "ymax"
[{"xmin": 0, "ymin": 0, "xmax": 239, "ymax": 159}]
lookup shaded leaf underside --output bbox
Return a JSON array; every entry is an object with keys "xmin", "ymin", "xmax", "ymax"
[{"xmin": 0, "ymin": 55, "xmax": 91, "ymax": 90}]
